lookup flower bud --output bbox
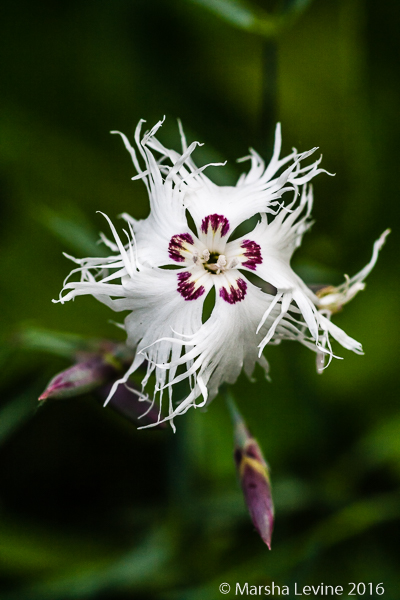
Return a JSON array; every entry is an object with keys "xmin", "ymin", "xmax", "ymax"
[
  {"xmin": 38, "ymin": 342, "xmax": 134, "ymax": 401},
  {"xmin": 39, "ymin": 356, "xmax": 118, "ymax": 400},
  {"xmin": 230, "ymin": 400, "xmax": 274, "ymax": 549}
]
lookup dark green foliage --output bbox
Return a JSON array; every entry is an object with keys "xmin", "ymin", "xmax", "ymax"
[{"xmin": 0, "ymin": 0, "xmax": 399, "ymax": 597}]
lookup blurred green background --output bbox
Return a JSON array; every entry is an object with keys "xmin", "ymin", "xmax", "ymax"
[{"xmin": 1, "ymin": 0, "xmax": 399, "ymax": 598}]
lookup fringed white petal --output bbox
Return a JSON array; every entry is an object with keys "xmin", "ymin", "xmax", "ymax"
[
  {"xmin": 139, "ymin": 280, "xmax": 281, "ymax": 427},
  {"xmin": 56, "ymin": 118, "xmax": 387, "ymax": 428},
  {"xmin": 316, "ymin": 229, "xmax": 390, "ymax": 313}
]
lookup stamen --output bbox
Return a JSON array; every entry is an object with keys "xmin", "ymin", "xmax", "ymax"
[
  {"xmin": 228, "ymin": 257, "xmax": 239, "ymax": 269},
  {"xmin": 206, "ymin": 264, "xmax": 219, "ymax": 272},
  {"xmin": 217, "ymin": 255, "xmax": 227, "ymax": 269}
]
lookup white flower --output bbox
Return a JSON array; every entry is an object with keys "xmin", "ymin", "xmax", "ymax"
[{"xmin": 55, "ymin": 118, "xmax": 388, "ymax": 429}]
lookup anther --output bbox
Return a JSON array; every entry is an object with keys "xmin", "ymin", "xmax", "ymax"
[
  {"xmin": 216, "ymin": 255, "xmax": 227, "ymax": 269},
  {"xmin": 228, "ymin": 257, "xmax": 239, "ymax": 269}
]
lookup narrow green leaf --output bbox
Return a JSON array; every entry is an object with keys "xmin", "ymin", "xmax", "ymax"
[
  {"xmin": 186, "ymin": 0, "xmax": 314, "ymax": 37},
  {"xmin": 188, "ymin": 0, "xmax": 278, "ymax": 37},
  {"xmin": 2, "ymin": 527, "xmax": 173, "ymax": 600},
  {"xmin": 37, "ymin": 206, "xmax": 105, "ymax": 256},
  {"xmin": 17, "ymin": 327, "xmax": 98, "ymax": 359}
]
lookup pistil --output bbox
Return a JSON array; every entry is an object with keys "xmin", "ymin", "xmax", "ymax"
[{"xmin": 207, "ymin": 254, "xmax": 227, "ymax": 274}]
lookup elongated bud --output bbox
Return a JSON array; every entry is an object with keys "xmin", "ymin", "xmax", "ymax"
[
  {"xmin": 38, "ymin": 342, "xmax": 134, "ymax": 401},
  {"xmin": 39, "ymin": 356, "xmax": 117, "ymax": 400},
  {"xmin": 229, "ymin": 398, "xmax": 274, "ymax": 549}
]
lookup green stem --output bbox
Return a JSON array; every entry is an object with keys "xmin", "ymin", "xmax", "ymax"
[
  {"xmin": 258, "ymin": 39, "xmax": 278, "ymax": 156},
  {"xmin": 221, "ymin": 385, "xmax": 250, "ymax": 448}
]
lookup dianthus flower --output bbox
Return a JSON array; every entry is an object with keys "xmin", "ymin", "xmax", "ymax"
[{"xmin": 56, "ymin": 119, "xmax": 388, "ymax": 429}]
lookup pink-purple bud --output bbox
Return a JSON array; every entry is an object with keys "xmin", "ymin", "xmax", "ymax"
[
  {"xmin": 39, "ymin": 356, "xmax": 118, "ymax": 400},
  {"xmin": 230, "ymin": 400, "xmax": 274, "ymax": 549},
  {"xmin": 38, "ymin": 338, "xmax": 166, "ymax": 430},
  {"xmin": 38, "ymin": 342, "xmax": 134, "ymax": 401}
]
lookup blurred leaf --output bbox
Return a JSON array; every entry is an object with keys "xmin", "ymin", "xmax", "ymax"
[
  {"xmin": 292, "ymin": 259, "xmax": 341, "ymax": 287},
  {"xmin": 358, "ymin": 413, "xmax": 400, "ymax": 471},
  {"xmin": 187, "ymin": 476, "xmax": 314, "ymax": 525},
  {"xmin": 0, "ymin": 391, "xmax": 38, "ymax": 446},
  {"xmin": 178, "ymin": 493, "xmax": 400, "ymax": 600},
  {"xmin": 16, "ymin": 327, "xmax": 100, "ymax": 359},
  {"xmin": 2, "ymin": 527, "xmax": 174, "ymax": 600},
  {"xmin": 186, "ymin": 0, "xmax": 313, "ymax": 37},
  {"xmin": 37, "ymin": 205, "xmax": 106, "ymax": 256},
  {"xmin": 188, "ymin": 0, "xmax": 277, "ymax": 37},
  {"xmin": 0, "ymin": 0, "xmax": 399, "ymax": 596},
  {"xmin": 0, "ymin": 337, "xmax": 16, "ymax": 374},
  {"xmin": 0, "ymin": 515, "xmax": 115, "ymax": 577},
  {"xmin": 308, "ymin": 493, "xmax": 400, "ymax": 548}
]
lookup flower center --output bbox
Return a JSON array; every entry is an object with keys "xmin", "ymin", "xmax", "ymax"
[
  {"xmin": 168, "ymin": 214, "xmax": 261, "ymax": 305},
  {"xmin": 191, "ymin": 247, "xmax": 239, "ymax": 275},
  {"xmin": 204, "ymin": 252, "xmax": 226, "ymax": 274},
  {"xmin": 203, "ymin": 252, "xmax": 239, "ymax": 274}
]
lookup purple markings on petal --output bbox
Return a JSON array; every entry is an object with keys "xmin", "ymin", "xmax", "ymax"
[
  {"xmin": 201, "ymin": 214, "xmax": 230, "ymax": 237},
  {"xmin": 220, "ymin": 278, "xmax": 247, "ymax": 304},
  {"xmin": 168, "ymin": 233, "xmax": 194, "ymax": 262},
  {"xmin": 177, "ymin": 271, "xmax": 205, "ymax": 301},
  {"xmin": 241, "ymin": 239, "xmax": 262, "ymax": 270}
]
